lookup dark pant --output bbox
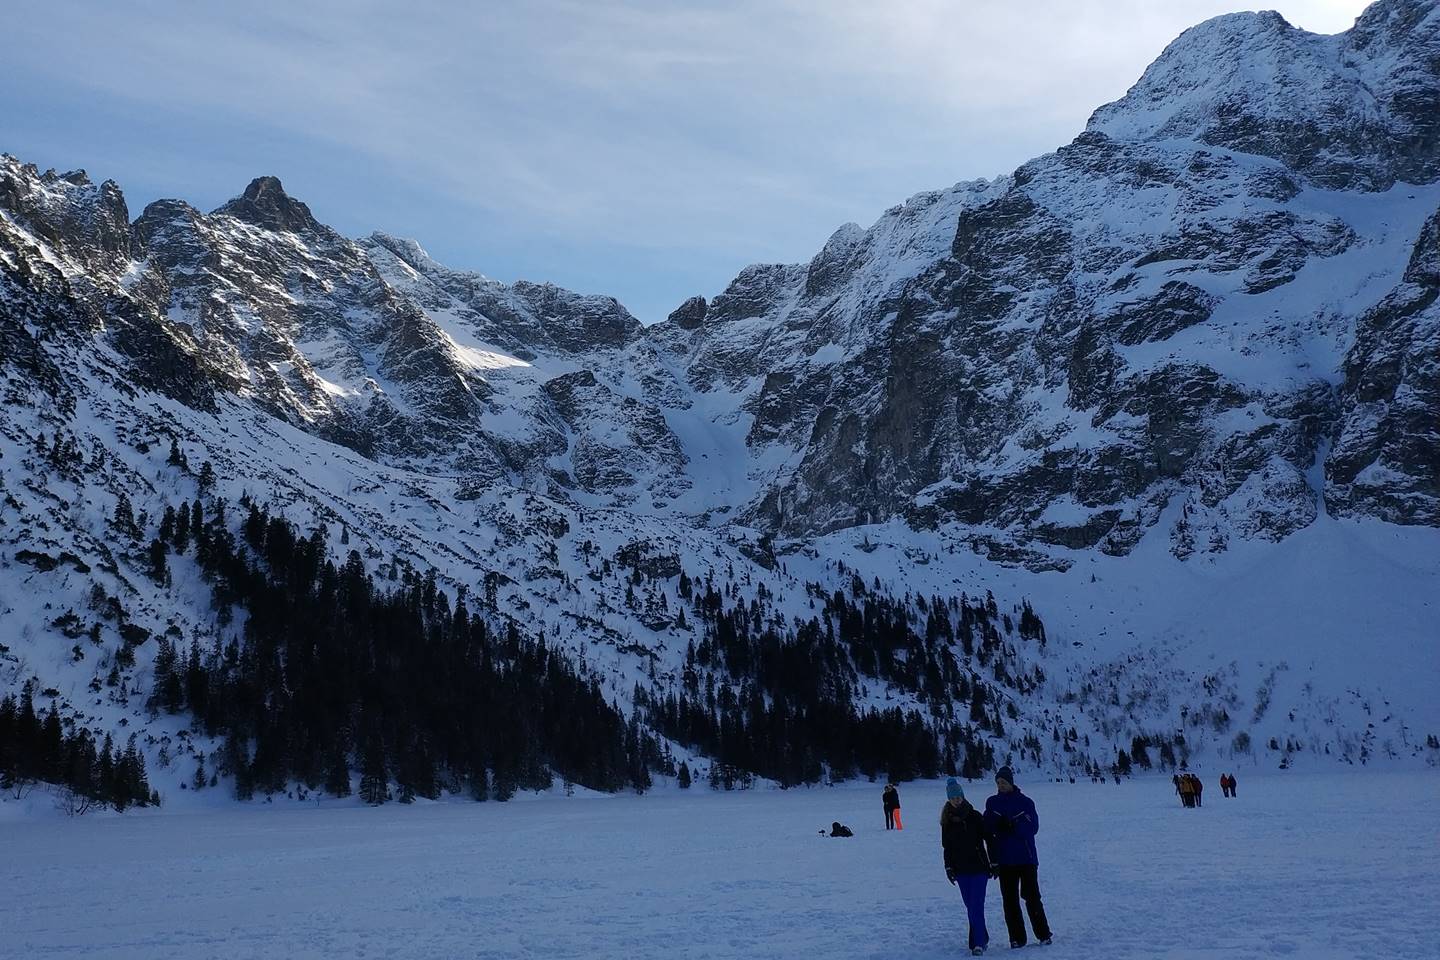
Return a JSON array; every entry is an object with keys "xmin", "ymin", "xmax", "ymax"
[
  {"xmin": 885, "ymin": 807, "xmax": 896, "ymax": 829},
  {"xmin": 955, "ymin": 873, "xmax": 990, "ymax": 949},
  {"xmin": 997, "ymin": 865, "xmax": 1051, "ymax": 946},
  {"xmin": 1195, "ymin": 791, "xmax": 1202, "ymax": 807}
]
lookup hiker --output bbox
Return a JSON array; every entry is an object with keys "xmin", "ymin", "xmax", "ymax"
[
  {"xmin": 1192, "ymin": 774, "xmax": 1203, "ymax": 808},
  {"xmin": 1219, "ymin": 773, "xmax": 1231, "ymax": 798},
  {"xmin": 884, "ymin": 782, "xmax": 902, "ymax": 830},
  {"xmin": 829, "ymin": 821, "xmax": 854, "ymax": 837},
  {"xmin": 1228, "ymin": 773, "xmax": 1238, "ymax": 798},
  {"xmin": 1177, "ymin": 774, "xmax": 1194, "ymax": 808},
  {"xmin": 985, "ymin": 766, "xmax": 1053, "ymax": 948},
  {"xmin": 942, "ymin": 778, "xmax": 993, "ymax": 955}
]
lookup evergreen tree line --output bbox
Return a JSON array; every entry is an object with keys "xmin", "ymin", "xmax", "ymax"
[
  {"xmin": 0, "ymin": 687, "xmax": 157, "ymax": 812},
  {"xmin": 637, "ymin": 575, "xmax": 1031, "ymax": 787},
  {"xmin": 146, "ymin": 497, "xmax": 662, "ymax": 802}
]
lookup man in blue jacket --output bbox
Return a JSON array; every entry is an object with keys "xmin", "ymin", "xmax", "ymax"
[{"xmin": 984, "ymin": 766, "xmax": 1054, "ymax": 948}]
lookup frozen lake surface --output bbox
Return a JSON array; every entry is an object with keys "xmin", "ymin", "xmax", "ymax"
[{"xmin": 2, "ymin": 769, "xmax": 1436, "ymax": 959}]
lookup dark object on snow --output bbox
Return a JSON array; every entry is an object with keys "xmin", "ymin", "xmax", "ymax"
[{"xmin": 829, "ymin": 821, "xmax": 854, "ymax": 838}]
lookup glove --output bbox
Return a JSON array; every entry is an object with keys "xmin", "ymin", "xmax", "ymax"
[
  {"xmin": 946, "ymin": 869, "xmax": 957, "ymax": 885},
  {"xmin": 989, "ymin": 865, "xmax": 1001, "ymax": 879}
]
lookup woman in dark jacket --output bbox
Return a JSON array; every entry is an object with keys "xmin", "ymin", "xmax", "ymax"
[{"xmin": 941, "ymin": 777, "xmax": 993, "ymax": 955}]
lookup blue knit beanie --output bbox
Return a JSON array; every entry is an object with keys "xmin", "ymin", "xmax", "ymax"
[{"xmin": 945, "ymin": 777, "xmax": 964, "ymax": 800}]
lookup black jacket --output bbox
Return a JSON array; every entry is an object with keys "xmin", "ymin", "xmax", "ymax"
[
  {"xmin": 941, "ymin": 800, "xmax": 992, "ymax": 875},
  {"xmin": 883, "ymin": 786, "xmax": 899, "ymax": 810}
]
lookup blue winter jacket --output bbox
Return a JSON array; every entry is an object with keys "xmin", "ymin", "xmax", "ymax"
[{"xmin": 983, "ymin": 788, "xmax": 1040, "ymax": 866}]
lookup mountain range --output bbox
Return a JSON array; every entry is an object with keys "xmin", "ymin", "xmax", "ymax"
[{"xmin": 3, "ymin": 0, "xmax": 1438, "ymax": 807}]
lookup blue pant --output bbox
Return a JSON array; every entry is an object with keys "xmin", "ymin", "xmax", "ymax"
[{"xmin": 955, "ymin": 873, "xmax": 989, "ymax": 949}]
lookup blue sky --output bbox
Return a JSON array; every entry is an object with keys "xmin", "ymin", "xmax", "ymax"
[{"xmin": 3, "ymin": 0, "xmax": 1368, "ymax": 322}]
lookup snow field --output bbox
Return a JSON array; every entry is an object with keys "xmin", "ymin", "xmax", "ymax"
[{"xmin": 2, "ymin": 769, "xmax": 1436, "ymax": 959}]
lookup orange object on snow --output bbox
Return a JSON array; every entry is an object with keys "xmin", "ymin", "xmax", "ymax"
[{"xmin": 894, "ymin": 809, "xmax": 903, "ymax": 830}]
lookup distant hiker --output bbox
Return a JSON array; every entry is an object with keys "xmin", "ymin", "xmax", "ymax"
[
  {"xmin": 1177, "ymin": 774, "xmax": 1195, "ymax": 808},
  {"xmin": 1228, "ymin": 773, "xmax": 1238, "ymax": 798},
  {"xmin": 941, "ymin": 778, "xmax": 993, "ymax": 955},
  {"xmin": 829, "ymin": 821, "xmax": 854, "ymax": 838},
  {"xmin": 985, "ymin": 766, "xmax": 1054, "ymax": 948},
  {"xmin": 1219, "ymin": 774, "xmax": 1232, "ymax": 798},
  {"xmin": 884, "ymin": 782, "xmax": 902, "ymax": 830},
  {"xmin": 1193, "ymin": 774, "xmax": 1204, "ymax": 808}
]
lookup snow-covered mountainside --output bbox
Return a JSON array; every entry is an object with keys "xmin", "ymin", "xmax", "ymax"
[{"xmin": 2, "ymin": 0, "xmax": 1438, "ymax": 807}]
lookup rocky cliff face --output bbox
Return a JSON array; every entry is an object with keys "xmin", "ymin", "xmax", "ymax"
[
  {"xmin": 3, "ymin": 2, "xmax": 1438, "ymax": 567},
  {"xmin": 651, "ymin": 0, "xmax": 1440, "ymax": 558}
]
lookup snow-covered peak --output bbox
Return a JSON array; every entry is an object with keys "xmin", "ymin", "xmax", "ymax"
[
  {"xmin": 1086, "ymin": 0, "xmax": 1440, "ymax": 190},
  {"xmin": 367, "ymin": 231, "xmax": 446, "ymax": 276},
  {"xmin": 0, "ymin": 153, "xmax": 133, "ymax": 272}
]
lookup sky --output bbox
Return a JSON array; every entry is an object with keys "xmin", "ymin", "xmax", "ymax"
[{"xmin": 2, "ymin": 0, "xmax": 1371, "ymax": 323}]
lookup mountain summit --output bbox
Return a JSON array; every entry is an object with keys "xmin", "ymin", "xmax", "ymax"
[
  {"xmin": 215, "ymin": 175, "xmax": 325, "ymax": 234},
  {"xmin": 1087, "ymin": 0, "xmax": 1440, "ymax": 190}
]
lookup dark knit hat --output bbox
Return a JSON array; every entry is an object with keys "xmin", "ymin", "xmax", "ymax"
[{"xmin": 995, "ymin": 765, "xmax": 1016, "ymax": 785}]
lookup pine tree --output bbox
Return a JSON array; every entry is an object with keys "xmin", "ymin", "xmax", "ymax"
[
  {"xmin": 325, "ymin": 746, "xmax": 351, "ymax": 798},
  {"xmin": 359, "ymin": 743, "xmax": 388, "ymax": 805},
  {"xmin": 147, "ymin": 538, "xmax": 168, "ymax": 585}
]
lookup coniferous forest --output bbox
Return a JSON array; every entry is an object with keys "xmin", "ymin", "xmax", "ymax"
[
  {"xmin": 634, "ymin": 575, "xmax": 1035, "ymax": 788},
  {"xmin": 0, "ymin": 688, "xmax": 156, "ymax": 813},
  {"xmin": 2, "ymin": 481, "xmax": 1066, "ymax": 805},
  {"xmin": 145, "ymin": 499, "xmax": 663, "ymax": 802}
]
